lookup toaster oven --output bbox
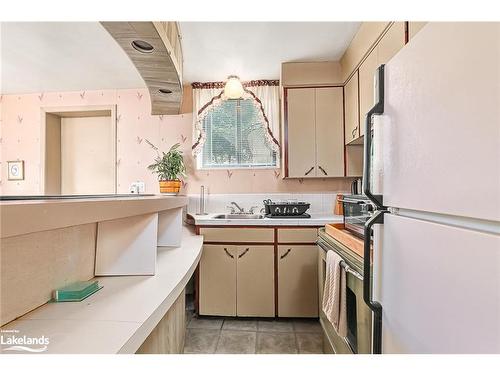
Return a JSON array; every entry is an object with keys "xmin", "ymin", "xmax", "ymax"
[{"xmin": 340, "ymin": 195, "xmax": 374, "ymax": 239}]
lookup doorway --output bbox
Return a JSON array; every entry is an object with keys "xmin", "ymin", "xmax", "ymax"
[{"xmin": 41, "ymin": 106, "xmax": 117, "ymax": 195}]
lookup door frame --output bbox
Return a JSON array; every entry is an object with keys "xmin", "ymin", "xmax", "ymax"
[{"xmin": 40, "ymin": 105, "xmax": 117, "ymax": 195}]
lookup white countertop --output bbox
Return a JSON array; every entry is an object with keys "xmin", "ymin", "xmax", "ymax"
[
  {"xmin": 1, "ymin": 194, "xmax": 188, "ymax": 238},
  {"xmin": 190, "ymin": 212, "xmax": 343, "ymax": 226},
  {"xmin": 0, "ymin": 226, "xmax": 203, "ymax": 354}
]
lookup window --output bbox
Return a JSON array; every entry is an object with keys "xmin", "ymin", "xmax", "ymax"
[{"xmin": 200, "ymin": 98, "xmax": 277, "ymax": 169}]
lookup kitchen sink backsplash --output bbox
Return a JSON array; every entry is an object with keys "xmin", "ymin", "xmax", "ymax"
[{"xmin": 187, "ymin": 192, "xmax": 344, "ymax": 215}]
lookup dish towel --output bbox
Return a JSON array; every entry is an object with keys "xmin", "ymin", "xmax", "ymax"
[{"xmin": 322, "ymin": 250, "xmax": 348, "ymax": 338}]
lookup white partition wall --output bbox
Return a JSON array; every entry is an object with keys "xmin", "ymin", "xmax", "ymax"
[
  {"xmin": 95, "ymin": 213, "xmax": 158, "ymax": 276},
  {"xmin": 157, "ymin": 208, "xmax": 183, "ymax": 247}
]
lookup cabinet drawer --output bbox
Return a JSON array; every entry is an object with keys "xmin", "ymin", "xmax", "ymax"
[
  {"xmin": 199, "ymin": 227, "xmax": 274, "ymax": 243},
  {"xmin": 278, "ymin": 228, "xmax": 318, "ymax": 243}
]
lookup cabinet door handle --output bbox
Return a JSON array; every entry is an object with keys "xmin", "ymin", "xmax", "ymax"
[
  {"xmin": 223, "ymin": 247, "xmax": 234, "ymax": 259},
  {"xmin": 352, "ymin": 126, "xmax": 358, "ymax": 138},
  {"xmin": 238, "ymin": 248, "xmax": 250, "ymax": 258},
  {"xmin": 318, "ymin": 166, "xmax": 328, "ymax": 176},
  {"xmin": 280, "ymin": 248, "xmax": 292, "ymax": 259},
  {"xmin": 304, "ymin": 166, "xmax": 314, "ymax": 176}
]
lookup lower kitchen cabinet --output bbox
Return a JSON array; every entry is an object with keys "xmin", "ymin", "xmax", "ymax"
[
  {"xmin": 199, "ymin": 245, "xmax": 237, "ymax": 316},
  {"xmin": 197, "ymin": 227, "xmax": 320, "ymax": 318},
  {"xmin": 236, "ymin": 245, "xmax": 275, "ymax": 317},
  {"xmin": 199, "ymin": 244, "xmax": 274, "ymax": 317},
  {"xmin": 277, "ymin": 245, "xmax": 319, "ymax": 317}
]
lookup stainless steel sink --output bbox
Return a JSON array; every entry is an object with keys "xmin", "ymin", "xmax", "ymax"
[{"xmin": 213, "ymin": 214, "xmax": 264, "ymax": 220}]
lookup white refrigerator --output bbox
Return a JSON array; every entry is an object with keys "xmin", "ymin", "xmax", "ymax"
[{"xmin": 364, "ymin": 22, "xmax": 500, "ymax": 354}]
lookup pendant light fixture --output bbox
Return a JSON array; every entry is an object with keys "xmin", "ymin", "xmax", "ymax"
[{"xmin": 224, "ymin": 75, "xmax": 244, "ymax": 99}]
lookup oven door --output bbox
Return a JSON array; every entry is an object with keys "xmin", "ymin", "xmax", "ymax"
[{"xmin": 317, "ymin": 239, "xmax": 372, "ymax": 354}]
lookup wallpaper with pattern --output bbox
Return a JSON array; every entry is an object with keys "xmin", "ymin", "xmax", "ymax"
[{"xmin": 0, "ymin": 88, "xmax": 351, "ymax": 195}]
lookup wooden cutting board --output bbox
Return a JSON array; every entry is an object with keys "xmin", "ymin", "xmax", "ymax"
[{"xmin": 325, "ymin": 223, "xmax": 365, "ymax": 258}]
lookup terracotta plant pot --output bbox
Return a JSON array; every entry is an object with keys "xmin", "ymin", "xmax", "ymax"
[{"xmin": 159, "ymin": 180, "xmax": 181, "ymax": 194}]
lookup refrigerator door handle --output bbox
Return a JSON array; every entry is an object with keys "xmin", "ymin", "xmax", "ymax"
[
  {"xmin": 363, "ymin": 209, "xmax": 387, "ymax": 354},
  {"xmin": 362, "ymin": 64, "xmax": 388, "ymax": 354},
  {"xmin": 363, "ymin": 64, "xmax": 386, "ymax": 210}
]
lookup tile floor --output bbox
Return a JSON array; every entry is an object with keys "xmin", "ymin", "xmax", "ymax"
[{"xmin": 183, "ymin": 313, "xmax": 325, "ymax": 354}]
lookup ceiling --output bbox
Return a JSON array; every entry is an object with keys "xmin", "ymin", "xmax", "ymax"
[
  {"xmin": 0, "ymin": 22, "xmax": 360, "ymax": 94},
  {"xmin": 180, "ymin": 22, "xmax": 360, "ymax": 82},
  {"xmin": 0, "ymin": 22, "xmax": 145, "ymax": 94}
]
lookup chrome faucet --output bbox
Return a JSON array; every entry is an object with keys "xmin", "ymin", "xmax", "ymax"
[{"xmin": 229, "ymin": 201, "xmax": 245, "ymax": 213}]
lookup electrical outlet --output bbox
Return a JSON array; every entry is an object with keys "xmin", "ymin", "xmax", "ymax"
[
  {"xmin": 137, "ymin": 181, "xmax": 145, "ymax": 193},
  {"xmin": 129, "ymin": 181, "xmax": 145, "ymax": 194}
]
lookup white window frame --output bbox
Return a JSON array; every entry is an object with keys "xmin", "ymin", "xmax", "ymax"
[{"xmin": 195, "ymin": 98, "xmax": 278, "ymax": 170}]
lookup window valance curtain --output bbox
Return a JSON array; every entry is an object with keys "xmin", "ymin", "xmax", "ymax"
[{"xmin": 191, "ymin": 80, "xmax": 281, "ymax": 158}]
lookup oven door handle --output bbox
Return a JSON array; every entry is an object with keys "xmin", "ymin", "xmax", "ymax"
[{"xmin": 316, "ymin": 240, "xmax": 364, "ymax": 281}]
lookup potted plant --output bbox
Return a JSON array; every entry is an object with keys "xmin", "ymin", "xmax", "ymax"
[{"xmin": 146, "ymin": 140, "xmax": 186, "ymax": 194}]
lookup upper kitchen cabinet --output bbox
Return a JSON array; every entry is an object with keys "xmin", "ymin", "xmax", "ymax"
[
  {"xmin": 377, "ymin": 22, "xmax": 406, "ymax": 64},
  {"xmin": 408, "ymin": 22, "xmax": 427, "ymax": 40},
  {"xmin": 344, "ymin": 71, "xmax": 360, "ymax": 144},
  {"xmin": 359, "ymin": 22, "xmax": 405, "ymax": 136},
  {"xmin": 286, "ymin": 88, "xmax": 317, "ymax": 178},
  {"xmin": 285, "ymin": 87, "xmax": 344, "ymax": 178},
  {"xmin": 281, "ymin": 61, "xmax": 342, "ymax": 87},
  {"xmin": 101, "ymin": 22, "xmax": 183, "ymax": 115},
  {"xmin": 358, "ymin": 46, "xmax": 378, "ymax": 137},
  {"xmin": 344, "ymin": 72, "xmax": 363, "ymax": 177},
  {"xmin": 315, "ymin": 88, "xmax": 344, "ymax": 177},
  {"xmin": 344, "ymin": 71, "xmax": 364, "ymax": 176},
  {"xmin": 282, "ymin": 62, "xmax": 344, "ymax": 178},
  {"xmin": 340, "ymin": 22, "xmax": 406, "ymax": 176},
  {"xmin": 340, "ymin": 22, "xmax": 391, "ymax": 82}
]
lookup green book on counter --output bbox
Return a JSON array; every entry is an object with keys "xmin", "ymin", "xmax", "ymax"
[{"xmin": 53, "ymin": 280, "xmax": 102, "ymax": 302}]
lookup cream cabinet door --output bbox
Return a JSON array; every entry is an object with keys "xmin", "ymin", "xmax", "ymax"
[
  {"xmin": 278, "ymin": 245, "xmax": 318, "ymax": 317},
  {"xmin": 344, "ymin": 71, "xmax": 360, "ymax": 144},
  {"xmin": 199, "ymin": 245, "xmax": 237, "ymax": 316},
  {"xmin": 236, "ymin": 245, "xmax": 275, "ymax": 317},
  {"xmin": 315, "ymin": 87, "xmax": 344, "ymax": 177},
  {"xmin": 358, "ymin": 47, "xmax": 378, "ymax": 138},
  {"xmin": 287, "ymin": 88, "xmax": 316, "ymax": 177},
  {"xmin": 346, "ymin": 144, "xmax": 364, "ymax": 177},
  {"xmin": 409, "ymin": 22, "xmax": 427, "ymax": 40},
  {"xmin": 377, "ymin": 22, "xmax": 405, "ymax": 65},
  {"xmin": 359, "ymin": 22, "xmax": 405, "ymax": 138}
]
